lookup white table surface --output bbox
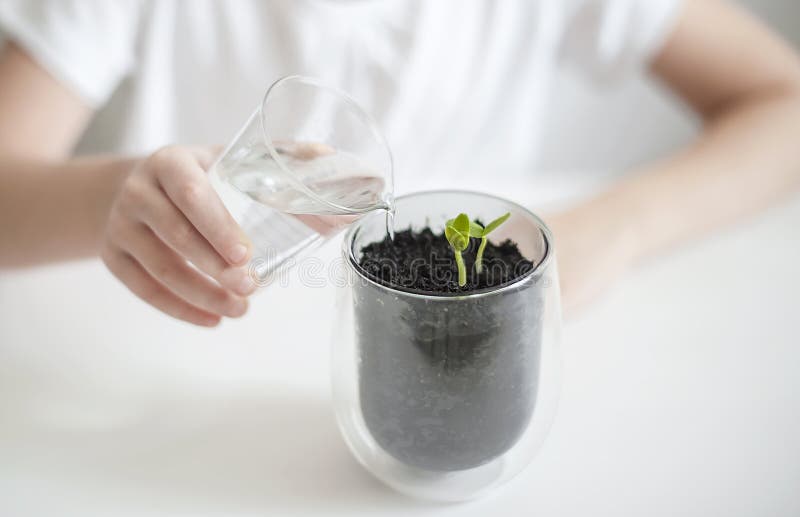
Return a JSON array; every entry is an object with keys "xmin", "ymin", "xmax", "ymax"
[{"xmin": 2, "ymin": 190, "xmax": 799, "ymax": 517}]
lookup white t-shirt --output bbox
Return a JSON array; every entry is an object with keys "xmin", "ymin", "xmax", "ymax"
[{"xmin": 0, "ymin": 0, "xmax": 680, "ymax": 194}]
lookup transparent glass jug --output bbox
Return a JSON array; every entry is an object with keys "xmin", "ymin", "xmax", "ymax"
[
  {"xmin": 208, "ymin": 76, "xmax": 394, "ymax": 283},
  {"xmin": 333, "ymin": 191, "xmax": 562, "ymax": 502}
]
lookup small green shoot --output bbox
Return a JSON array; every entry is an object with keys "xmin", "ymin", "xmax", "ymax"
[
  {"xmin": 445, "ymin": 213, "xmax": 471, "ymax": 287},
  {"xmin": 474, "ymin": 212, "xmax": 510, "ymax": 274},
  {"xmin": 445, "ymin": 212, "xmax": 511, "ymax": 286}
]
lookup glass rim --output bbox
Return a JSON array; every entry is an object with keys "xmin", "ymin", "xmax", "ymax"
[
  {"xmin": 259, "ymin": 75, "xmax": 395, "ymax": 215},
  {"xmin": 343, "ymin": 189, "xmax": 555, "ymax": 300}
]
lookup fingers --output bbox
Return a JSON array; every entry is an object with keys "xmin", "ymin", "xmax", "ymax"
[
  {"xmin": 150, "ymin": 146, "xmax": 252, "ymax": 266},
  {"xmin": 121, "ymin": 224, "xmax": 249, "ymax": 318},
  {"xmin": 102, "ymin": 145, "xmax": 258, "ymax": 328},
  {"xmin": 185, "ymin": 145, "xmax": 224, "ymax": 170},
  {"xmin": 274, "ymin": 141, "xmax": 335, "ymax": 160},
  {"xmin": 102, "ymin": 247, "xmax": 222, "ymax": 327},
  {"xmin": 137, "ymin": 184, "xmax": 256, "ymax": 296}
]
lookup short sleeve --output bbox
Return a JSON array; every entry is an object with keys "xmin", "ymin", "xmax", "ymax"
[
  {"xmin": 559, "ymin": 0, "xmax": 683, "ymax": 83},
  {"xmin": 0, "ymin": 0, "xmax": 144, "ymax": 107}
]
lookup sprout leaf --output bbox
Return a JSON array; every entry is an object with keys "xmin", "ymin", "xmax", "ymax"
[
  {"xmin": 444, "ymin": 212, "xmax": 512, "ymax": 286},
  {"xmin": 445, "ymin": 213, "xmax": 472, "ymax": 287},
  {"xmin": 469, "ymin": 221, "xmax": 484, "ymax": 237},
  {"xmin": 445, "ymin": 224, "xmax": 468, "ymax": 251},
  {"xmin": 482, "ymin": 212, "xmax": 511, "ymax": 236}
]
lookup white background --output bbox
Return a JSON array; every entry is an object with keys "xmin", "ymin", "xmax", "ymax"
[{"xmin": 1, "ymin": 1, "xmax": 800, "ymax": 516}]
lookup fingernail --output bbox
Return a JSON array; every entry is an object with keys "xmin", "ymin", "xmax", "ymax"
[
  {"xmin": 229, "ymin": 297, "xmax": 248, "ymax": 318},
  {"xmin": 229, "ymin": 243, "xmax": 248, "ymax": 264},
  {"xmin": 202, "ymin": 315, "xmax": 221, "ymax": 327},
  {"xmin": 236, "ymin": 272, "xmax": 258, "ymax": 296}
]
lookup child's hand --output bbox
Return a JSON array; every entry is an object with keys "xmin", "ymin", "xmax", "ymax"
[{"xmin": 100, "ymin": 146, "xmax": 256, "ymax": 326}]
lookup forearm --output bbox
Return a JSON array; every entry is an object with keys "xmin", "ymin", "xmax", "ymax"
[
  {"xmin": 578, "ymin": 89, "xmax": 800, "ymax": 266},
  {"xmin": 0, "ymin": 156, "xmax": 135, "ymax": 267}
]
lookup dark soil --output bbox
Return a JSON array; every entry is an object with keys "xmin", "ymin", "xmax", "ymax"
[{"xmin": 358, "ymin": 226, "xmax": 535, "ymax": 294}]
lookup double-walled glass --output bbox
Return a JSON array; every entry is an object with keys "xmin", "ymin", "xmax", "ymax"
[{"xmin": 333, "ymin": 191, "xmax": 561, "ymax": 502}]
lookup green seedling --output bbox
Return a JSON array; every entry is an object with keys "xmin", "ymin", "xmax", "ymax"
[
  {"xmin": 474, "ymin": 212, "xmax": 510, "ymax": 274},
  {"xmin": 445, "ymin": 212, "xmax": 512, "ymax": 286},
  {"xmin": 445, "ymin": 213, "xmax": 471, "ymax": 287}
]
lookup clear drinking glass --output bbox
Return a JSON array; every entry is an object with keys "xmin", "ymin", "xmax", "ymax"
[
  {"xmin": 332, "ymin": 190, "xmax": 562, "ymax": 502},
  {"xmin": 208, "ymin": 76, "xmax": 394, "ymax": 283}
]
